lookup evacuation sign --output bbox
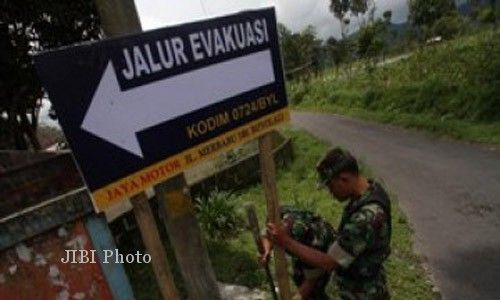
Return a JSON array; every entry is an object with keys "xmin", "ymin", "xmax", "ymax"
[{"xmin": 35, "ymin": 8, "xmax": 289, "ymax": 211}]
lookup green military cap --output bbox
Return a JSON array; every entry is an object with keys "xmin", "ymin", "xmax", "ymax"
[{"xmin": 316, "ymin": 147, "xmax": 358, "ymax": 188}]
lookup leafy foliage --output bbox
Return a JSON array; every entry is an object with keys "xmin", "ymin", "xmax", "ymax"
[
  {"xmin": 478, "ymin": 7, "xmax": 497, "ymax": 23},
  {"xmin": 357, "ymin": 19, "xmax": 387, "ymax": 59},
  {"xmin": 409, "ymin": 0, "xmax": 456, "ymax": 27},
  {"xmin": 409, "ymin": 0, "xmax": 457, "ymax": 40},
  {"xmin": 432, "ymin": 12, "xmax": 464, "ymax": 39},
  {"xmin": 329, "ymin": 0, "xmax": 351, "ymax": 37},
  {"xmin": 194, "ymin": 189, "xmax": 245, "ymax": 240},
  {"xmin": 278, "ymin": 23, "xmax": 322, "ymax": 77},
  {"xmin": 0, "ymin": 0, "xmax": 101, "ymax": 149},
  {"xmin": 325, "ymin": 37, "xmax": 355, "ymax": 70}
]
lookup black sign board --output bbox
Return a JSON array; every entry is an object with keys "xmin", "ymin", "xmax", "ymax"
[{"xmin": 35, "ymin": 8, "xmax": 289, "ymax": 211}]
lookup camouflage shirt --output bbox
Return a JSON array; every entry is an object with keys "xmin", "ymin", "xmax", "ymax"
[
  {"xmin": 279, "ymin": 206, "xmax": 337, "ymax": 281},
  {"xmin": 328, "ymin": 181, "xmax": 392, "ymax": 300}
]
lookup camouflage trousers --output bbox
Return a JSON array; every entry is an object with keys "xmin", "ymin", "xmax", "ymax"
[
  {"xmin": 292, "ymin": 264, "xmax": 390, "ymax": 300},
  {"xmin": 292, "ymin": 262, "xmax": 330, "ymax": 300},
  {"xmin": 336, "ymin": 272, "xmax": 390, "ymax": 300}
]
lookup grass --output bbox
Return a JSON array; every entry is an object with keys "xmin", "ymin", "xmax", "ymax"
[
  {"xmin": 289, "ymin": 29, "xmax": 500, "ymax": 146},
  {"xmin": 118, "ymin": 128, "xmax": 438, "ymax": 299}
]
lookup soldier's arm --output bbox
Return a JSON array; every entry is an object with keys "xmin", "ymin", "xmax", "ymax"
[
  {"xmin": 267, "ymin": 223, "xmax": 339, "ymax": 271},
  {"xmin": 327, "ymin": 204, "xmax": 381, "ymax": 269},
  {"xmin": 297, "ymin": 278, "xmax": 316, "ymax": 299},
  {"xmin": 258, "ymin": 229, "xmax": 274, "ymax": 265},
  {"xmin": 261, "ymin": 235, "xmax": 273, "ymax": 252},
  {"xmin": 267, "ymin": 206, "xmax": 380, "ymax": 272}
]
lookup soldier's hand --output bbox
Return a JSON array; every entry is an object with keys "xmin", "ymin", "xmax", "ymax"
[
  {"xmin": 258, "ymin": 237, "xmax": 272, "ymax": 266},
  {"xmin": 291, "ymin": 293, "xmax": 303, "ymax": 300},
  {"xmin": 258, "ymin": 248, "xmax": 271, "ymax": 266},
  {"xmin": 266, "ymin": 223, "xmax": 290, "ymax": 249}
]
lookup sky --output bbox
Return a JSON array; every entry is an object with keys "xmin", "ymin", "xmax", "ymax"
[{"xmin": 135, "ymin": 0, "xmax": 410, "ymax": 40}]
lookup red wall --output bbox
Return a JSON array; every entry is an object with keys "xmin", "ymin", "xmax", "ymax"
[{"xmin": 0, "ymin": 220, "xmax": 113, "ymax": 300}]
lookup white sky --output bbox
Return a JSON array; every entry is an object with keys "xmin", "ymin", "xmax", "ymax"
[{"xmin": 135, "ymin": 0, "xmax": 409, "ymax": 40}]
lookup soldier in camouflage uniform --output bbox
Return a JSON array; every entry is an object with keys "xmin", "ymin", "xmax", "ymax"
[
  {"xmin": 260, "ymin": 206, "xmax": 337, "ymax": 300},
  {"xmin": 267, "ymin": 148, "xmax": 392, "ymax": 300}
]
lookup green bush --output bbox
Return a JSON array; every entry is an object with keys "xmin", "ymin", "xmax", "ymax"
[
  {"xmin": 194, "ymin": 189, "xmax": 244, "ymax": 240},
  {"xmin": 288, "ymin": 80, "xmax": 311, "ymax": 105},
  {"xmin": 432, "ymin": 14, "xmax": 463, "ymax": 39},
  {"xmin": 362, "ymin": 87, "xmax": 383, "ymax": 108},
  {"xmin": 479, "ymin": 8, "xmax": 496, "ymax": 24}
]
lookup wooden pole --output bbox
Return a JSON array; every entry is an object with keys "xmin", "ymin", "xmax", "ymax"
[
  {"xmin": 94, "ymin": 0, "xmax": 142, "ymax": 36},
  {"xmin": 131, "ymin": 193, "xmax": 180, "ymax": 300},
  {"xmin": 258, "ymin": 132, "xmax": 291, "ymax": 300},
  {"xmin": 93, "ymin": 1, "xmax": 179, "ymax": 299},
  {"xmin": 154, "ymin": 174, "xmax": 222, "ymax": 300},
  {"xmin": 245, "ymin": 203, "xmax": 279, "ymax": 300}
]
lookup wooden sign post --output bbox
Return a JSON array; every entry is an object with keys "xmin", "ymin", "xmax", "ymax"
[
  {"xmin": 130, "ymin": 193, "xmax": 180, "ymax": 300},
  {"xmin": 154, "ymin": 175, "xmax": 222, "ymax": 300},
  {"xmin": 94, "ymin": 1, "xmax": 180, "ymax": 299},
  {"xmin": 259, "ymin": 132, "xmax": 291, "ymax": 300}
]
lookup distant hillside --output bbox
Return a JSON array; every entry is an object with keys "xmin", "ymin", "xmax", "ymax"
[
  {"xmin": 289, "ymin": 29, "xmax": 500, "ymax": 144},
  {"xmin": 386, "ymin": 22, "xmax": 410, "ymax": 42},
  {"xmin": 345, "ymin": 0, "xmax": 492, "ymax": 43}
]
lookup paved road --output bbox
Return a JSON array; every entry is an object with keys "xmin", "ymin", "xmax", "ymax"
[{"xmin": 292, "ymin": 111, "xmax": 500, "ymax": 300}]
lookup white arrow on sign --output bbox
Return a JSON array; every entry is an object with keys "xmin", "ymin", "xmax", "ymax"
[{"xmin": 81, "ymin": 49, "xmax": 276, "ymax": 158}]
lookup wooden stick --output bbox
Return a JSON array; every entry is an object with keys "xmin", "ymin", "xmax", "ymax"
[
  {"xmin": 131, "ymin": 193, "xmax": 180, "ymax": 300},
  {"xmin": 258, "ymin": 132, "xmax": 291, "ymax": 300},
  {"xmin": 245, "ymin": 203, "xmax": 279, "ymax": 300},
  {"xmin": 94, "ymin": 0, "xmax": 142, "ymax": 36},
  {"xmin": 154, "ymin": 174, "xmax": 222, "ymax": 300}
]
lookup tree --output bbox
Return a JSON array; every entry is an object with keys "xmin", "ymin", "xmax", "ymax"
[
  {"xmin": 357, "ymin": 24, "xmax": 376, "ymax": 58},
  {"xmin": 490, "ymin": 0, "xmax": 498, "ymax": 26},
  {"xmin": 329, "ymin": 0, "xmax": 379, "ymax": 37},
  {"xmin": 357, "ymin": 20, "xmax": 385, "ymax": 60},
  {"xmin": 356, "ymin": 9, "xmax": 394, "ymax": 70},
  {"xmin": 467, "ymin": 0, "xmax": 496, "ymax": 26},
  {"xmin": 351, "ymin": 0, "xmax": 369, "ymax": 26},
  {"xmin": 329, "ymin": 0, "xmax": 351, "ymax": 38},
  {"xmin": 0, "ymin": 0, "xmax": 101, "ymax": 150},
  {"xmin": 432, "ymin": 12, "xmax": 463, "ymax": 39},
  {"xmin": 478, "ymin": 7, "xmax": 497, "ymax": 24},
  {"xmin": 409, "ymin": 0, "xmax": 456, "ymax": 39},
  {"xmin": 383, "ymin": 10, "xmax": 392, "ymax": 24},
  {"xmin": 278, "ymin": 23, "xmax": 322, "ymax": 77},
  {"xmin": 326, "ymin": 37, "xmax": 350, "ymax": 71},
  {"xmin": 470, "ymin": 0, "xmax": 482, "ymax": 21}
]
